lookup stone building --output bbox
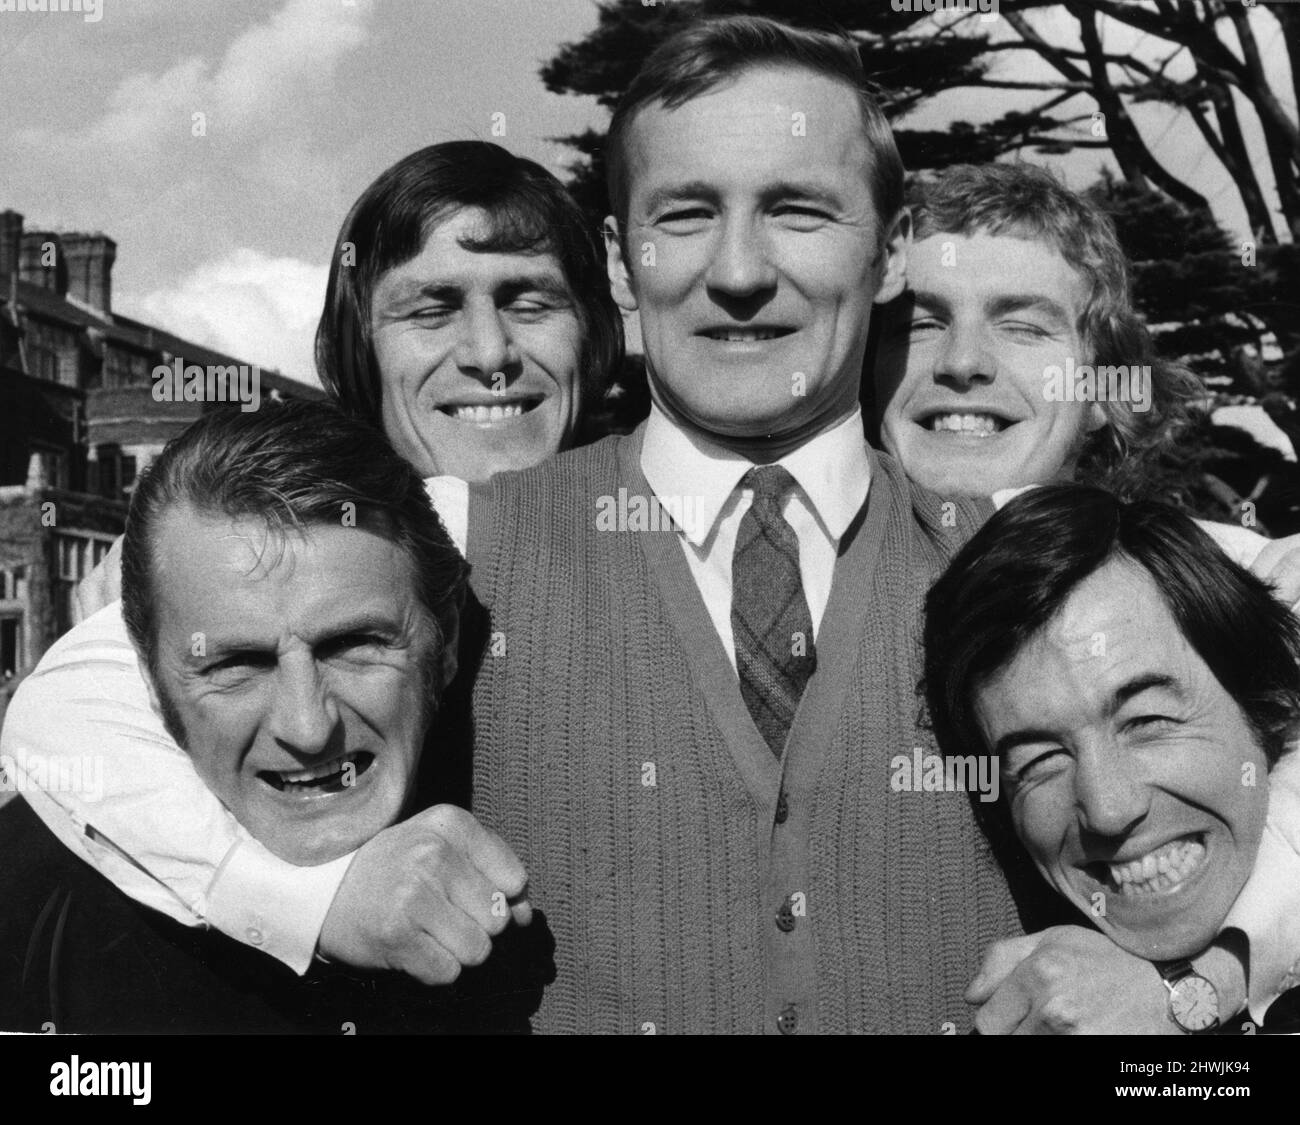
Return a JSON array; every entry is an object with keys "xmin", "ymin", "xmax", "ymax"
[{"xmin": 0, "ymin": 208, "xmax": 324, "ymax": 690}]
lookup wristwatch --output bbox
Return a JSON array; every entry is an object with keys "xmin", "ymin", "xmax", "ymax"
[{"xmin": 1157, "ymin": 960, "xmax": 1221, "ymax": 1033}]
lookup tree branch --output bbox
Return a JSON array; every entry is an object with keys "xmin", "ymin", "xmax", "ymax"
[
  {"xmin": 1001, "ymin": 11, "xmax": 1091, "ymax": 83},
  {"xmin": 1226, "ymin": 4, "xmax": 1300, "ymax": 162},
  {"xmin": 1193, "ymin": 60, "xmax": 1277, "ymax": 243},
  {"xmin": 1070, "ymin": 0, "xmax": 1249, "ymax": 87},
  {"xmin": 972, "ymin": 79, "xmax": 1094, "ymax": 91},
  {"xmin": 1067, "ymin": 0, "xmax": 1210, "ymax": 211}
]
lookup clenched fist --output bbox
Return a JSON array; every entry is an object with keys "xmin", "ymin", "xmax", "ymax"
[{"xmin": 319, "ymin": 804, "xmax": 531, "ymax": 985}]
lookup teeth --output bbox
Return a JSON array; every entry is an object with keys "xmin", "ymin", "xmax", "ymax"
[
  {"xmin": 275, "ymin": 751, "xmax": 358, "ymax": 786},
  {"xmin": 709, "ymin": 329, "xmax": 781, "ymax": 342},
  {"xmin": 1104, "ymin": 838, "xmax": 1205, "ymax": 896},
  {"xmin": 928, "ymin": 412, "xmax": 1002, "ymax": 437},
  {"xmin": 448, "ymin": 402, "xmax": 530, "ymax": 423}
]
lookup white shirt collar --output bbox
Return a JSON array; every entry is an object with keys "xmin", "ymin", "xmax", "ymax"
[{"xmin": 640, "ymin": 404, "xmax": 872, "ymax": 548}]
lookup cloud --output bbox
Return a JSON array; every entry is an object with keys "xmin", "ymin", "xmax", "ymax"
[
  {"xmin": 120, "ymin": 248, "xmax": 328, "ymax": 387},
  {"xmin": 20, "ymin": 0, "xmax": 371, "ymax": 150}
]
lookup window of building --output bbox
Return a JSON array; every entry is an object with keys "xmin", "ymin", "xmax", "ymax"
[
  {"xmin": 1, "ymin": 615, "xmax": 20, "ymax": 679},
  {"xmin": 0, "ymin": 567, "xmax": 28, "ymax": 602},
  {"xmin": 55, "ymin": 531, "xmax": 114, "ymax": 583},
  {"xmin": 53, "ymin": 532, "xmax": 116, "ymax": 635},
  {"xmin": 29, "ymin": 445, "xmax": 69, "ymax": 491},
  {"xmin": 28, "ymin": 343, "xmax": 58, "ymax": 384},
  {"xmin": 57, "ymin": 347, "xmax": 79, "ymax": 387},
  {"xmin": 91, "ymin": 446, "xmax": 138, "ymax": 500},
  {"xmin": 103, "ymin": 347, "xmax": 146, "ymax": 389}
]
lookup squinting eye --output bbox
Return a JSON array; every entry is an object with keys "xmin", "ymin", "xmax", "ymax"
[
  {"xmin": 1009, "ymin": 748, "xmax": 1068, "ymax": 786},
  {"xmin": 657, "ymin": 209, "xmax": 711, "ymax": 228},
  {"xmin": 411, "ymin": 306, "xmax": 455, "ymax": 323},
  {"xmin": 1002, "ymin": 322, "xmax": 1049, "ymax": 337},
  {"xmin": 319, "ymin": 633, "xmax": 389, "ymax": 660},
  {"xmin": 209, "ymin": 653, "xmax": 274, "ymax": 673},
  {"xmin": 1126, "ymin": 714, "xmax": 1177, "ymax": 733},
  {"xmin": 506, "ymin": 300, "xmax": 556, "ymax": 319},
  {"xmin": 772, "ymin": 206, "xmax": 830, "ymax": 224}
]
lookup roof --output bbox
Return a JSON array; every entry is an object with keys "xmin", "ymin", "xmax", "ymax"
[{"xmin": 1, "ymin": 280, "xmax": 325, "ymax": 400}]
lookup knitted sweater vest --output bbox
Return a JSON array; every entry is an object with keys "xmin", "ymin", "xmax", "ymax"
[{"xmin": 464, "ymin": 428, "xmax": 1028, "ymax": 1034}]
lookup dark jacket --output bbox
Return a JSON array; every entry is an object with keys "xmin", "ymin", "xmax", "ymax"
[{"xmin": 0, "ymin": 797, "xmax": 532, "ymax": 1034}]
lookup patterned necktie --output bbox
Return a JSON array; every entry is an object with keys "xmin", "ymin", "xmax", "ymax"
[{"xmin": 731, "ymin": 465, "xmax": 818, "ymax": 758}]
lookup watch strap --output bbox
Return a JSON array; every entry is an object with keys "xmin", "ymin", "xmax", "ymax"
[{"xmin": 1157, "ymin": 959, "xmax": 1196, "ymax": 985}]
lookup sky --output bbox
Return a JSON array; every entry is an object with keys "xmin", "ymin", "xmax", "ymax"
[
  {"xmin": 0, "ymin": 0, "xmax": 1291, "ymax": 387},
  {"xmin": 0, "ymin": 0, "xmax": 609, "ymax": 384}
]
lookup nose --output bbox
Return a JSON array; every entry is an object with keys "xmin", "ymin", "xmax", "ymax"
[
  {"xmin": 935, "ymin": 320, "xmax": 995, "ymax": 388},
  {"xmin": 704, "ymin": 214, "xmax": 777, "ymax": 298},
  {"xmin": 454, "ymin": 303, "xmax": 520, "ymax": 386},
  {"xmin": 267, "ymin": 654, "xmax": 340, "ymax": 756},
  {"xmin": 1073, "ymin": 740, "xmax": 1150, "ymax": 838}
]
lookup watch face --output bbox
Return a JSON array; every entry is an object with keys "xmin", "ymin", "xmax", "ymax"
[{"xmin": 1171, "ymin": 975, "xmax": 1219, "ymax": 1031}]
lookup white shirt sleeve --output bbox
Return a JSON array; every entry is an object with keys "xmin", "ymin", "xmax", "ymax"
[
  {"xmin": 427, "ymin": 474, "xmax": 469, "ymax": 557},
  {"xmin": 990, "ymin": 485, "xmax": 1036, "ymax": 510},
  {"xmin": 0, "ymin": 476, "xmax": 471, "ymax": 975},
  {"xmin": 1224, "ymin": 750, "xmax": 1300, "ymax": 1024}
]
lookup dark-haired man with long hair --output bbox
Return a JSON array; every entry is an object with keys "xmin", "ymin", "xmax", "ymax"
[{"xmin": 316, "ymin": 140, "xmax": 622, "ymax": 485}]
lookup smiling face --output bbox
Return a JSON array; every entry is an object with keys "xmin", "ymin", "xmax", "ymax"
[
  {"xmin": 147, "ymin": 504, "xmax": 442, "ymax": 865},
  {"xmin": 370, "ymin": 207, "xmax": 585, "ymax": 482},
  {"xmin": 876, "ymin": 231, "xmax": 1105, "ymax": 496},
  {"xmin": 975, "ymin": 558, "xmax": 1269, "ymax": 961},
  {"xmin": 608, "ymin": 65, "xmax": 907, "ymax": 456}
]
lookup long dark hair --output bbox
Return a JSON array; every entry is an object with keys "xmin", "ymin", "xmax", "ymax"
[{"xmin": 315, "ymin": 140, "xmax": 622, "ymax": 434}]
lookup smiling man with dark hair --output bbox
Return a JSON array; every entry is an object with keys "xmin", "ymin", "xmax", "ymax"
[
  {"xmin": 317, "ymin": 140, "xmax": 623, "ymax": 483},
  {"xmin": 925, "ymin": 484, "xmax": 1300, "ymax": 1032}
]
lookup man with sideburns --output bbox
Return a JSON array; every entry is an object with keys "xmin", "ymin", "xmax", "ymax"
[{"xmin": 0, "ymin": 401, "xmax": 535, "ymax": 1031}]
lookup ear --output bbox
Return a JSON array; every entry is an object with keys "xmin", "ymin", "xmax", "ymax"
[
  {"xmin": 1085, "ymin": 401, "xmax": 1109, "ymax": 434},
  {"xmin": 604, "ymin": 217, "xmax": 638, "ymax": 314},
  {"xmin": 872, "ymin": 207, "xmax": 912, "ymax": 306}
]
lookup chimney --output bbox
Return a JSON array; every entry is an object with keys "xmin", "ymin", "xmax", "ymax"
[
  {"xmin": 20, "ymin": 231, "xmax": 66, "ymax": 294},
  {"xmin": 0, "ymin": 210, "xmax": 21, "ymax": 286},
  {"xmin": 62, "ymin": 232, "xmax": 116, "ymax": 314}
]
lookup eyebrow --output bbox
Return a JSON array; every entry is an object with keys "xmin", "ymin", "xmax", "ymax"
[
  {"xmin": 990, "ymin": 672, "xmax": 1184, "ymax": 757},
  {"xmin": 992, "ymin": 727, "xmax": 1059, "ymax": 758},
  {"xmin": 201, "ymin": 611, "xmax": 405, "ymax": 658},
  {"xmin": 641, "ymin": 179, "xmax": 844, "ymax": 215},
  {"xmin": 757, "ymin": 180, "xmax": 844, "ymax": 209},
  {"xmin": 1113, "ymin": 672, "xmax": 1183, "ymax": 707},
  {"xmin": 377, "ymin": 272, "xmax": 571, "ymax": 308},
  {"xmin": 906, "ymin": 290, "xmax": 1074, "ymax": 326},
  {"xmin": 985, "ymin": 294, "xmax": 1073, "ymax": 325}
]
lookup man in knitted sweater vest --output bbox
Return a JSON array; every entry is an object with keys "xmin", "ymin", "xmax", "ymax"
[{"xmin": 442, "ymin": 18, "xmax": 1066, "ymax": 1031}]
